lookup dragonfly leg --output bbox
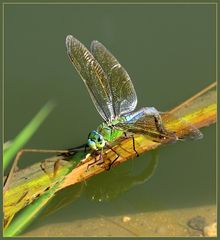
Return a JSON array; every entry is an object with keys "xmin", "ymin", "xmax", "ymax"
[
  {"xmin": 123, "ymin": 132, "xmax": 139, "ymax": 157},
  {"xmin": 105, "ymin": 143, "xmax": 120, "ymax": 169},
  {"xmin": 131, "ymin": 134, "xmax": 139, "ymax": 157},
  {"xmin": 3, "ymin": 149, "xmax": 70, "ymax": 194},
  {"xmin": 86, "ymin": 159, "xmax": 96, "ymax": 171},
  {"xmin": 86, "ymin": 150, "xmax": 104, "ymax": 172},
  {"xmin": 99, "ymin": 148, "xmax": 103, "ymax": 161},
  {"xmin": 86, "ymin": 144, "xmax": 120, "ymax": 171}
]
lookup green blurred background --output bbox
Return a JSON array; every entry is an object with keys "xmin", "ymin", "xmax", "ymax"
[{"xmin": 4, "ymin": 3, "xmax": 216, "ymax": 235}]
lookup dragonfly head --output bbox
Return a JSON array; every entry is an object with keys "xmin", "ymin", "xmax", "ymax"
[{"xmin": 87, "ymin": 130, "xmax": 105, "ymax": 150}]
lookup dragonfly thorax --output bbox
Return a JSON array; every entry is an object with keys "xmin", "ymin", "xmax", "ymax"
[
  {"xmin": 97, "ymin": 119, "xmax": 125, "ymax": 142},
  {"xmin": 87, "ymin": 118, "xmax": 125, "ymax": 151}
]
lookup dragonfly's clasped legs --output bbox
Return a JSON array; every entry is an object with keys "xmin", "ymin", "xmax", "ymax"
[
  {"xmin": 86, "ymin": 144, "xmax": 120, "ymax": 171},
  {"xmin": 86, "ymin": 149, "xmax": 104, "ymax": 172}
]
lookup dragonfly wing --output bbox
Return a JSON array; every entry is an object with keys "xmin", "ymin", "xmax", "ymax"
[
  {"xmin": 160, "ymin": 112, "xmax": 203, "ymax": 140},
  {"xmin": 116, "ymin": 112, "xmax": 202, "ymax": 143},
  {"xmin": 117, "ymin": 114, "xmax": 177, "ymax": 143},
  {"xmin": 91, "ymin": 40, "xmax": 137, "ymax": 118},
  {"xmin": 66, "ymin": 35, "xmax": 114, "ymax": 121}
]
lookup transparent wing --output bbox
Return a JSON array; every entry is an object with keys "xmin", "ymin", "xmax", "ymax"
[
  {"xmin": 161, "ymin": 112, "xmax": 203, "ymax": 140},
  {"xmin": 116, "ymin": 112, "xmax": 202, "ymax": 143},
  {"xmin": 117, "ymin": 114, "xmax": 177, "ymax": 143},
  {"xmin": 66, "ymin": 35, "xmax": 114, "ymax": 121},
  {"xmin": 91, "ymin": 40, "xmax": 137, "ymax": 118}
]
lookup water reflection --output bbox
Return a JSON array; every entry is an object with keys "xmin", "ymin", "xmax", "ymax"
[{"xmin": 41, "ymin": 150, "xmax": 159, "ymax": 219}]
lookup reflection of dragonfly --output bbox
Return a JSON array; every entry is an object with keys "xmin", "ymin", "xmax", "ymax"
[
  {"xmin": 66, "ymin": 35, "xmax": 203, "ymax": 161},
  {"xmin": 85, "ymin": 151, "xmax": 159, "ymax": 202}
]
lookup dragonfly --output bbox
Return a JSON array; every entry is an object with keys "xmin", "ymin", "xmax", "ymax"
[
  {"xmin": 4, "ymin": 35, "xmax": 203, "ymax": 194},
  {"xmin": 65, "ymin": 35, "xmax": 203, "ymax": 162}
]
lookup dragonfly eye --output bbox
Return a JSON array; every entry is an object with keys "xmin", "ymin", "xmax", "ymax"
[
  {"xmin": 97, "ymin": 134, "xmax": 104, "ymax": 142},
  {"xmin": 87, "ymin": 131, "xmax": 105, "ymax": 150},
  {"xmin": 87, "ymin": 138, "xmax": 98, "ymax": 150}
]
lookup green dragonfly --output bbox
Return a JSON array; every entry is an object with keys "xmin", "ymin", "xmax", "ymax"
[
  {"xmin": 66, "ymin": 35, "xmax": 203, "ymax": 160},
  {"xmin": 1, "ymin": 35, "xmax": 209, "ymax": 230}
]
